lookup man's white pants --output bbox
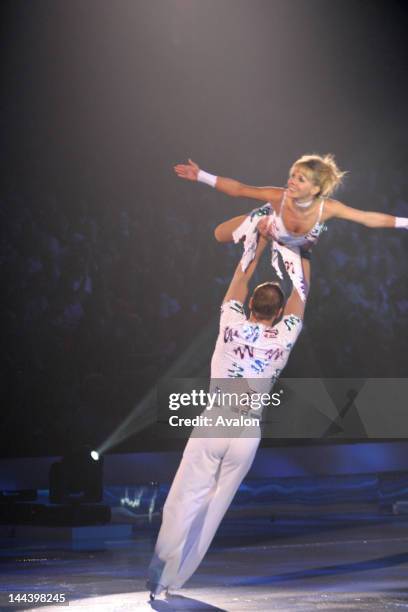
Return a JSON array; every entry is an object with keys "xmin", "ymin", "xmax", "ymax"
[{"xmin": 147, "ymin": 418, "xmax": 261, "ymax": 594}]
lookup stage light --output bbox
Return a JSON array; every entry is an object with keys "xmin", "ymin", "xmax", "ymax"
[{"xmin": 49, "ymin": 446, "xmax": 104, "ymax": 504}]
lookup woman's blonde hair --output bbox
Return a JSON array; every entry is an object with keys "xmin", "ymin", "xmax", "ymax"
[{"xmin": 291, "ymin": 153, "xmax": 347, "ymax": 197}]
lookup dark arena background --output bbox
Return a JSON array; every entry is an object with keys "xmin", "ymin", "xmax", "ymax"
[{"xmin": 1, "ymin": 1, "xmax": 408, "ymax": 610}]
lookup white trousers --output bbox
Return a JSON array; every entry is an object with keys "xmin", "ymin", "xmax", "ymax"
[{"xmin": 147, "ymin": 418, "xmax": 261, "ymax": 594}]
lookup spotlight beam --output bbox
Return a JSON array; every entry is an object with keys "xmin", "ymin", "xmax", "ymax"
[{"xmin": 97, "ymin": 317, "xmax": 218, "ymax": 455}]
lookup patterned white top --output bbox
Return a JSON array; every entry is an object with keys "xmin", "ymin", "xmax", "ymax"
[
  {"xmin": 232, "ymin": 192, "xmax": 326, "ymax": 272},
  {"xmin": 266, "ymin": 191, "xmax": 326, "ymax": 247},
  {"xmin": 210, "ymin": 299, "xmax": 302, "ymax": 395}
]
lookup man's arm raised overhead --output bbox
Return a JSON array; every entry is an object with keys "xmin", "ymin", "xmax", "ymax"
[{"xmin": 222, "ymin": 236, "xmax": 269, "ymax": 305}]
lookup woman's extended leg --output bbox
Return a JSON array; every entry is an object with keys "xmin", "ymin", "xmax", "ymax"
[{"xmin": 214, "ymin": 214, "xmax": 246, "ymax": 242}]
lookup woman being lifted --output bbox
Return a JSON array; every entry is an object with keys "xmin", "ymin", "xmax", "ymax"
[{"xmin": 174, "ymin": 154, "xmax": 408, "ymax": 300}]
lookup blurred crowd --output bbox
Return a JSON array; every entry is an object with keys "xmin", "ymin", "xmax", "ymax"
[{"xmin": 1, "ymin": 167, "xmax": 407, "ymax": 455}]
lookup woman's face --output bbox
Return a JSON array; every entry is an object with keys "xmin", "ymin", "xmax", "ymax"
[{"xmin": 287, "ymin": 165, "xmax": 320, "ymax": 200}]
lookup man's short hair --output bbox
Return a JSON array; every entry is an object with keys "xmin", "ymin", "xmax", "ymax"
[{"xmin": 251, "ymin": 282, "xmax": 284, "ymax": 320}]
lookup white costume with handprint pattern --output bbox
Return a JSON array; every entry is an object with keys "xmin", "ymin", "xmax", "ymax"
[
  {"xmin": 233, "ymin": 191, "xmax": 325, "ymax": 301},
  {"xmin": 147, "ymin": 299, "xmax": 302, "ymax": 596}
]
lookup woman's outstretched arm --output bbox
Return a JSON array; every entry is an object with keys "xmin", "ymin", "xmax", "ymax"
[
  {"xmin": 174, "ymin": 158, "xmax": 282, "ymax": 203},
  {"xmin": 327, "ymin": 200, "xmax": 408, "ymax": 229}
]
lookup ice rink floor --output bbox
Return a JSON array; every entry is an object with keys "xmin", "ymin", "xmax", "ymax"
[{"xmin": 1, "ymin": 508, "xmax": 408, "ymax": 611}]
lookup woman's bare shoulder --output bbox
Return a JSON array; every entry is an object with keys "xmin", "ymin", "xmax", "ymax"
[
  {"xmin": 267, "ymin": 187, "xmax": 285, "ymax": 206},
  {"xmin": 322, "ymin": 197, "xmax": 342, "ymax": 221}
]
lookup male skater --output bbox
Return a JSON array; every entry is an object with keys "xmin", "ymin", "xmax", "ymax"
[{"xmin": 147, "ymin": 237, "xmax": 310, "ymax": 598}]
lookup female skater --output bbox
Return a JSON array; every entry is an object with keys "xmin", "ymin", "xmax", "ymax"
[{"xmin": 174, "ymin": 155, "xmax": 408, "ymax": 300}]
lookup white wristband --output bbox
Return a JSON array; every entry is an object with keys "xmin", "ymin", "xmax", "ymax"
[
  {"xmin": 395, "ymin": 217, "xmax": 408, "ymax": 229},
  {"xmin": 197, "ymin": 169, "xmax": 217, "ymax": 188}
]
